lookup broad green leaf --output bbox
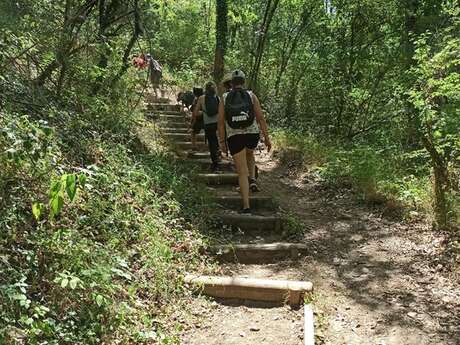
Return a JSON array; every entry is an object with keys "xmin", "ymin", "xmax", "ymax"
[
  {"xmin": 66, "ymin": 174, "xmax": 77, "ymax": 201},
  {"xmin": 78, "ymin": 174, "xmax": 87, "ymax": 187},
  {"xmin": 69, "ymin": 277, "xmax": 79, "ymax": 289},
  {"xmin": 60, "ymin": 278, "xmax": 69, "ymax": 288},
  {"xmin": 50, "ymin": 195, "xmax": 64, "ymax": 216},
  {"xmin": 49, "ymin": 180, "xmax": 62, "ymax": 199}
]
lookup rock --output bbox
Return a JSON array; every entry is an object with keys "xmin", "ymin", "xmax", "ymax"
[
  {"xmin": 239, "ymin": 332, "xmax": 246, "ymax": 337},
  {"xmin": 407, "ymin": 311, "xmax": 417, "ymax": 318},
  {"xmin": 250, "ymin": 326, "xmax": 260, "ymax": 332}
]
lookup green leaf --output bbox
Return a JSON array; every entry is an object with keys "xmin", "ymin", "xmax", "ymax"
[
  {"xmin": 50, "ymin": 195, "xmax": 64, "ymax": 217},
  {"xmin": 78, "ymin": 174, "xmax": 87, "ymax": 187},
  {"xmin": 69, "ymin": 277, "xmax": 79, "ymax": 290},
  {"xmin": 60, "ymin": 278, "xmax": 69, "ymax": 288},
  {"xmin": 32, "ymin": 202, "xmax": 44, "ymax": 220},
  {"xmin": 66, "ymin": 174, "xmax": 77, "ymax": 201},
  {"xmin": 95, "ymin": 294, "xmax": 104, "ymax": 306},
  {"xmin": 49, "ymin": 180, "xmax": 62, "ymax": 199}
]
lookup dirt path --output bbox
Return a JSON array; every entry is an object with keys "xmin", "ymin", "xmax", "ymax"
[{"xmin": 252, "ymin": 150, "xmax": 460, "ymax": 345}]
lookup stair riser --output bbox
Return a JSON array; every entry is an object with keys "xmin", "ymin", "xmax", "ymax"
[
  {"xmin": 191, "ymin": 161, "xmax": 234, "ymax": 172},
  {"xmin": 147, "ymin": 104, "xmax": 180, "ymax": 112},
  {"xmin": 185, "ymin": 275, "xmax": 312, "ymax": 306},
  {"xmin": 214, "ymin": 197, "xmax": 276, "ymax": 211},
  {"xmin": 219, "ymin": 216, "xmax": 282, "ymax": 232},
  {"xmin": 175, "ymin": 142, "xmax": 208, "ymax": 150},
  {"xmin": 161, "ymin": 128, "xmax": 189, "ymax": 133},
  {"xmin": 197, "ymin": 175, "xmax": 239, "ymax": 186},
  {"xmin": 164, "ymin": 134, "xmax": 204, "ymax": 141},
  {"xmin": 212, "ymin": 248, "xmax": 307, "ymax": 264}
]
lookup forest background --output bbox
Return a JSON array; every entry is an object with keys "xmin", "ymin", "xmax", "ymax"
[{"xmin": 0, "ymin": 0, "xmax": 459, "ymax": 343}]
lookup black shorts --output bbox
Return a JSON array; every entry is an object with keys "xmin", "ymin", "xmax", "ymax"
[
  {"xmin": 192, "ymin": 117, "xmax": 204, "ymax": 134},
  {"xmin": 227, "ymin": 133, "xmax": 260, "ymax": 156}
]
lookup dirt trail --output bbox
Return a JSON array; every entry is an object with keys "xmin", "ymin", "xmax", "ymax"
[
  {"xmin": 147, "ymin": 94, "xmax": 459, "ymax": 345},
  {"xmin": 252, "ymin": 150, "xmax": 460, "ymax": 344}
]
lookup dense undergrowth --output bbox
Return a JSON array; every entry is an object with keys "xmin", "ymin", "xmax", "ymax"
[{"xmin": 0, "ymin": 87, "xmax": 212, "ymax": 344}]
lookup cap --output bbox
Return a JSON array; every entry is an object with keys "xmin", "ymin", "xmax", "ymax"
[
  {"xmin": 231, "ymin": 69, "xmax": 246, "ymax": 80},
  {"xmin": 222, "ymin": 73, "xmax": 232, "ymax": 83}
]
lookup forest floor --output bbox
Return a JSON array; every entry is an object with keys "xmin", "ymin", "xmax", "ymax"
[{"xmin": 180, "ymin": 146, "xmax": 460, "ymax": 345}]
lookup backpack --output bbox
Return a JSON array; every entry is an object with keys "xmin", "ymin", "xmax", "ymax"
[
  {"xmin": 182, "ymin": 91, "xmax": 195, "ymax": 107},
  {"xmin": 204, "ymin": 94, "xmax": 219, "ymax": 117},
  {"xmin": 224, "ymin": 89, "xmax": 255, "ymax": 129}
]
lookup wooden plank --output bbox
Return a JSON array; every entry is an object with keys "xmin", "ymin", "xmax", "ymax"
[
  {"xmin": 185, "ymin": 275, "xmax": 313, "ymax": 305},
  {"xmin": 211, "ymin": 242, "xmax": 307, "ymax": 263}
]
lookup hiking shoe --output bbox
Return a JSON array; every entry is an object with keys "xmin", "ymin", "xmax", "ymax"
[
  {"xmin": 238, "ymin": 208, "xmax": 252, "ymax": 215},
  {"xmin": 249, "ymin": 178, "xmax": 260, "ymax": 192}
]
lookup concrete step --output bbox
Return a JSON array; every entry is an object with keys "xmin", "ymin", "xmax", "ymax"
[
  {"xmin": 174, "ymin": 141, "xmax": 208, "ymax": 150},
  {"xmin": 157, "ymin": 110, "xmax": 183, "ymax": 116},
  {"xmin": 147, "ymin": 103, "xmax": 180, "ymax": 112},
  {"xmin": 188, "ymin": 158, "xmax": 234, "ymax": 171},
  {"xmin": 209, "ymin": 243, "xmax": 308, "ymax": 264},
  {"xmin": 197, "ymin": 173, "xmax": 238, "ymax": 185},
  {"xmin": 218, "ymin": 213, "xmax": 282, "ymax": 231},
  {"xmin": 213, "ymin": 195, "xmax": 275, "ymax": 210},
  {"xmin": 164, "ymin": 132, "xmax": 204, "ymax": 141},
  {"xmin": 187, "ymin": 151, "xmax": 211, "ymax": 159},
  {"xmin": 158, "ymin": 118, "xmax": 189, "ymax": 126},
  {"xmin": 185, "ymin": 275, "xmax": 312, "ymax": 305},
  {"xmin": 159, "ymin": 114, "xmax": 187, "ymax": 122},
  {"xmin": 161, "ymin": 127, "xmax": 189, "ymax": 133}
]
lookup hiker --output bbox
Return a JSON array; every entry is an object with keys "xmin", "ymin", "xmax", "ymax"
[
  {"xmin": 222, "ymin": 73, "xmax": 233, "ymax": 93},
  {"xmin": 147, "ymin": 54, "xmax": 162, "ymax": 98},
  {"xmin": 218, "ymin": 70, "xmax": 271, "ymax": 214},
  {"xmin": 177, "ymin": 90, "xmax": 195, "ymax": 113},
  {"xmin": 189, "ymin": 87, "xmax": 204, "ymax": 151},
  {"xmin": 192, "ymin": 82, "xmax": 221, "ymax": 172}
]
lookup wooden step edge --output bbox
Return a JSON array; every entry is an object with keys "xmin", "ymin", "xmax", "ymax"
[
  {"xmin": 196, "ymin": 173, "xmax": 239, "ymax": 185},
  {"xmin": 217, "ymin": 213, "xmax": 283, "ymax": 231},
  {"xmin": 184, "ymin": 275, "xmax": 313, "ymax": 305},
  {"xmin": 209, "ymin": 243, "xmax": 308, "ymax": 264}
]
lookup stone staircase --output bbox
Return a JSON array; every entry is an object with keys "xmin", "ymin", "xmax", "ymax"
[{"xmin": 145, "ymin": 94, "xmax": 314, "ymax": 343}]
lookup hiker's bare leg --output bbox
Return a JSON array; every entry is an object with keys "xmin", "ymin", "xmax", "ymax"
[
  {"xmin": 246, "ymin": 149, "xmax": 256, "ymax": 180},
  {"xmin": 233, "ymin": 148, "xmax": 250, "ymax": 209}
]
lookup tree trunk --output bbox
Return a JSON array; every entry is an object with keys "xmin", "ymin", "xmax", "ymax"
[
  {"xmin": 422, "ymin": 136, "xmax": 450, "ymax": 229},
  {"xmin": 213, "ymin": 0, "xmax": 228, "ymax": 93},
  {"xmin": 248, "ymin": 0, "xmax": 280, "ymax": 92}
]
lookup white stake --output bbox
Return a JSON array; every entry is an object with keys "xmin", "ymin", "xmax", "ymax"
[{"xmin": 304, "ymin": 304, "xmax": 315, "ymax": 345}]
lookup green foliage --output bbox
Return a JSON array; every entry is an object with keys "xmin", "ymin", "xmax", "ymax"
[{"xmin": 0, "ymin": 1, "xmax": 212, "ymax": 343}]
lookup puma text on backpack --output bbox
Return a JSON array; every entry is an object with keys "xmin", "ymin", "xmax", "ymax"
[
  {"xmin": 224, "ymin": 89, "xmax": 255, "ymax": 129},
  {"xmin": 205, "ymin": 94, "xmax": 219, "ymax": 117}
]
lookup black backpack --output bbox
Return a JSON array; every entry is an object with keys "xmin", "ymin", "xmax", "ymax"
[
  {"xmin": 204, "ymin": 94, "xmax": 219, "ymax": 117},
  {"xmin": 181, "ymin": 91, "xmax": 194, "ymax": 107},
  {"xmin": 224, "ymin": 89, "xmax": 255, "ymax": 129}
]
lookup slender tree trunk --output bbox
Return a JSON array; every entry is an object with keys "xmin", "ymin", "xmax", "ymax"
[
  {"xmin": 248, "ymin": 0, "xmax": 280, "ymax": 92},
  {"xmin": 213, "ymin": 0, "xmax": 228, "ymax": 93}
]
